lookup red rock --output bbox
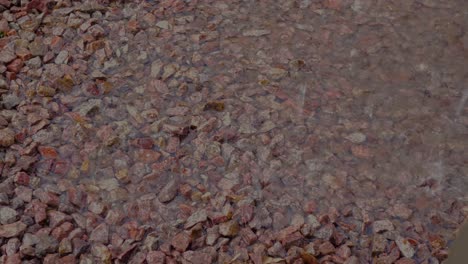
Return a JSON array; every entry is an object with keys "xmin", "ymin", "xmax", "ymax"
[
  {"xmin": 50, "ymin": 36, "xmax": 63, "ymax": 50},
  {"xmin": 34, "ymin": 189, "xmax": 59, "ymax": 207},
  {"xmin": 323, "ymin": 0, "xmax": 342, "ymax": 10},
  {"xmin": 179, "ymin": 184, "xmax": 192, "ymax": 197},
  {"xmin": 43, "ymin": 254, "xmax": 59, "ymax": 264},
  {"xmin": 238, "ymin": 204, "xmax": 254, "ymax": 224},
  {"xmin": 122, "ymin": 221, "xmax": 145, "ymax": 240},
  {"xmin": 182, "ymin": 251, "xmax": 212, "ymax": 264},
  {"xmin": 351, "ymin": 145, "xmax": 372, "ymax": 158},
  {"xmin": 395, "ymin": 258, "xmax": 416, "ymax": 264},
  {"xmin": 166, "ymin": 136, "xmax": 179, "ymax": 153},
  {"xmin": 319, "ymin": 241, "xmax": 336, "ymax": 255},
  {"xmin": 51, "ymin": 222, "xmax": 74, "ymax": 241},
  {"xmin": 136, "ymin": 138, "xmax": 154, "ymax": 149},
  {"xmin": 171, "ymin": 232, "xmax": 191, "ymax": 252},
  {"xmin": 303, "ymin": 200, "xmax": 317, "ymax": 213},
  {"xmin": 129, "ymin": 251, "xmax": 146, "ymax": 263},
  {"xmin": 336, "ymin": 245, "xmax": 351, "ymax": 259},
  {"xmin": 24, "ymin": 199, "xmax": 47, "ymax": 223},
  {"xmin": 0, "ymin": 0, "xmax": 11, "ymax": 7},
  {"xmin": 67, "ymin": 188, "xmax": 86, "ymax": 208},
  {"xmin": 6, "ymin": 72, "xmax": 16, "ymax": 80},
  {"xmin": 26, "ymin": 0, "xmax": 50, "ymax": 13},
  {"xmin": 281, "ymin": 231, "xmax": 303, "ymax": 247},
  {"xmin": 128, "ymin": 20, "xmax": 140, "ymax": 32},
  {"xmin": 84, "ymin": 82, "xmax": 100, "ymax": 96},
  {"xmin": 14, "ymin": 172, "xmax": 30, "ymax": 185},
  {"xmin": 146, "ymin": 251, "xmax": 166, "ymax": 263},
  {"xmin": 158, "ymin": 179, "xmax": 178, "ymax": 203},
  {"xmin": 0, "ymin": 221, "xmax": 26, "ymax": 238},
  {"xmin": 48, "ymin": 210, "xmax": 69, "ymax": 228},
  {"xmin": 59, "ymin": 255, "xmax": 76, "ymax": 264},
  {"xmin": 135, "ymin": 149, "xmax": 161, "ymax": 163},
  {"xmin": 15, "ymin": 47, "xmax": 31, "ymax": 61},
  {"xmin": 7, "ymin": 59, "xmax": 23, "ymax": 73},
  {"xmin": 4, "ymin": 254, "xmax": 21, "ymax": 264},
  {"xmin": 53, "ymin": 160, "xmax": 69, "ymax": 175},
  {"xmin": 240, "ymin": 228, "xmax": 257, "ymax": 245},
  {"xmin": 90, "ymin": 223, "xmax": 109, "ymax": 244},
  {"xmin": 38, "ymin": 146, "xmax": 59, "ymax": 159}
]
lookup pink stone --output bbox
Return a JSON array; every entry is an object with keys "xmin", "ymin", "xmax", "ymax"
[
  {"xmin": 14, "ymin": 172, "xmax": 30, "ymax": 185},
  {"xmin": 6, "ymin": 59, "xmax": 23, "ymax": 73},
  {"xmin": 171, "ymin": 232, "xmax": 191, "ymax": 252},
  {"xmin": 146, "ymin": 251, "xmax": 166, "ymax": 263}
]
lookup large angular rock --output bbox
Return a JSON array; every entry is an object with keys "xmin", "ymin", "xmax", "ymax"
[
  {"xmin": 89, "ymin": 223, "xmax": 109, "ymax": 244},
  {"xmin": 0, "ymin": 128, "xmax": 15, "ymax": 147},
  {"xmin": 0, "ymin": 207, "xmax": 18, "ymax": 224},
  {"xmin": 0, "ymin": 221, "xmax": 27, "ymax": 238},
  {"xmin": 158, "ymin": 179, "xmax": 178, "ymax": 203}
]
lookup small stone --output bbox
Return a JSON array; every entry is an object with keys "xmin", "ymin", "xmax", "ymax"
[
  {"xmin": 146, "ymin": 251, "xmax": 165, "ymax": 263},
  {"xmin": 162, "ymin": 63, "xmax": 178, "ymax": 80},
  {"xmin": 0, "ymin": 128, "xmax": 15, "ymax": 147},
  {"xmin": 372, "ymin": 234, "xmax": 387, "ymax": 254},
  {"xmin": 0, "ymin": 207, "xmax": 18, "ymax": 224},
  {"xmin": 373, "ymin": 220, "xmax": 394, "ymax": 233},
  {"xmin": 203, "ymin": 101, "xmax": 225, "ymax": 112},
  {"xmin": 7, "ymin": 59, "xmax": 24, "ymax": 73},
  {"xmin": 395, "ymin": 258, "xmax": 416, "ymax": 264},
  {"xmin": 243, "ymin": 29, "xmax": 271, "ymax": 37},
  {"xmin": 344, "ymin": 256, "xmax": 359, "ymax": 264},
  {"xmin": 319, "ymin": 241, "xmax": 335, "ymax": 255},
  {"xmin": 336, "ymin": 245, "xmax": 351, "ymax": 259},
  {"xmin": 182, "ymin": 251, "xmax": 212, "ymax": 264},
  {"xmin": 156, "ymin": 20, "xmax": 170, "ymax": 29},
  {"xmin": 240, "ymin": 227, "xmax": 257, "ymax": 245},
  {"xmin": 389, "ymin": 203, "xmax": 413, "ymax": 219},
  {"xmin": 0, "ymin": 49, "xmax": 16, "ymax": 64},
  {"xmin": 150, "ymin": 60, "xmax": 163, "ymax": 77},
  {"xmin": 219, "ymin": 220, "xmax": 239, "ymax": 237},
  {"xmin": 90, "ymin": 243, "xmax": 111, "ymax": 262},
  {"xmin": 345, "ymin": 132, "xmax": 366, "ymax": 143},
  {"xmin": 206, "ymin": 226, "xmax": 219, "ymax": 246},
  {"xmin": 37, "ymin": 86, "xmax": 56, "ymax": 97},
  {"xmin": 0, "ymin": 221, "xmax": 27, "ymax": 238},
  {"xmin": 26, "ymin": 57, "xmax": 42, "ymax": 69},
  {"xmin": 58, "ymin": 238, "xmax": 72, "ymax": 255},
  {"xmin": 158, "ymin": 179, "xmax": 178, "ymax": 203},
  {"xmin": 29, "ymin": 40, "xmax": 47, "ymax": 57},
  {"xmin": 89, "ymin": 223, "xmax": 109, "ymax": 244},
  {"xmin": 48, "ymin": 211, "xmax": 68, "ymax": 228},
  {"xmin": 2, "ymin": 94, "xmax": 20, "ymax": 109},
  {"xmin": 54, "ymin": 50, "xmax": 69, "ymax": 64},
  {"xmin": 184, "ymin": 209, "xmax": 207, "ymax": 229},
  {"xmin": 268, "ymin": 241, "xmax": 287, "ymax": 257},
  {"xmin": 38, "ymin": 146, "xmax": 58, "ymax": 159},
  {"xmin": 171, "ymin": 232, "xmax": 191, "ymax": 252},
  {"xmin": 396, "ymin": 237, "xmax": 415, "ymax": 258}
]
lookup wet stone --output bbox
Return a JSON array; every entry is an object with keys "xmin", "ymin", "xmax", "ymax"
[
  {"xmin": 0, "ymin": 128, "xmax": 15, "ymax": 147},
  {"xmin": 158, "ymin": 179, "xmax": 178, "ymax": 203},
  {"xmin": 395, "ymin": 237, "xmax": 415, "ymax": 258},
  {"xmin": 184, "ymin": 209, "xmax": 208, "ymax": 229},
  {"xmin": 89, "ymin": 223, "xmax": 109, "ymax": 244},
  {"xmin": 0, "ymin": 221, "xmax": 27, "ymax": 238},
  {"xmin": 219, "ymin": 220, "xmax": 239, "ymax": 237},
  {"xmin": 0, "ymin": 207, "xmax": 18, "ymax": 224},
  {"xmin": 171, "ymin": 232, "xmax": 191, "ymax": 252},
  {"xmin": 373, "ymin": 220, "xmax": 394, "ymax": 233}
]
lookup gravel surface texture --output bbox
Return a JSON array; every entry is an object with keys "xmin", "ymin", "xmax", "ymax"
[{"xmin": 0, "ymin": 0, "xmax": 467, "ymax": 263}]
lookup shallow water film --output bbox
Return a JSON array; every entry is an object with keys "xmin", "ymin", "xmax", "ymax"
[{"xmin": 0, "ymin": 0, "xmax": 467, "ymax": 263}]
